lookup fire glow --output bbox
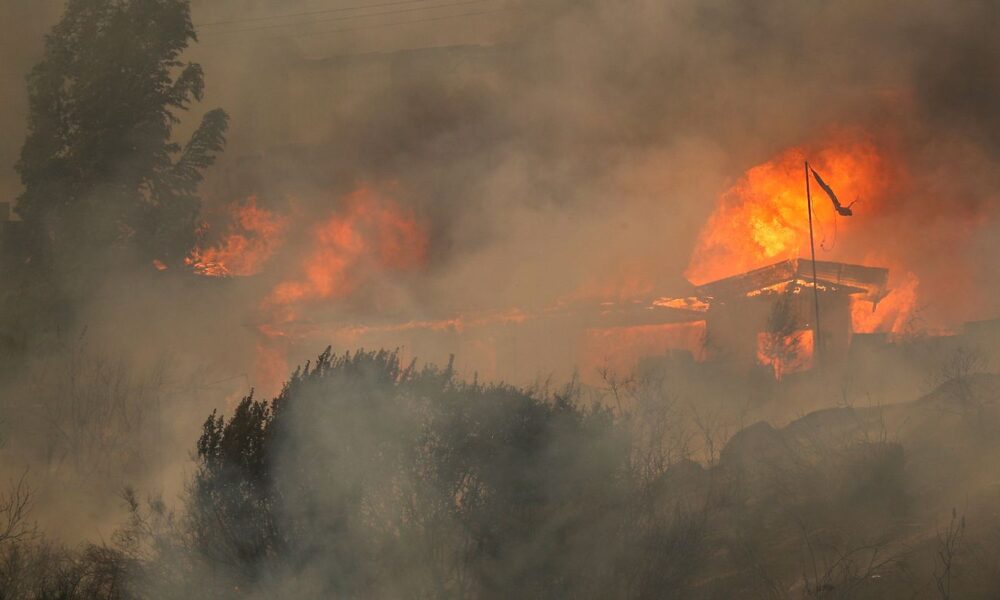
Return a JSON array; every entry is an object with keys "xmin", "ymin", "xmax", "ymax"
[
  {"xmin": 185, "ymin": 132, "xmax": 958, "ymax": 388},
  {"xmin": 579, "ymin": 132, "xmax": 929, "ymax": 379},
  {"xmin": 686, "ymin": 138, "xmax": 888, "ymax": 284},
  {"xmin": 756, "ymin": 329, "xmax": 814, "ymax": 380},
  {"xmin": 186, "ymin": 197, "xmax": 288, "ymax": 278},
  {"xmin": 582, "ymin": 322, "xmax": 707, "ymax": 377},
  {"xmin": 186, "ymin": 186, "xmax": 429, "ymax": 394},
  {"xmin": 685, "ymin": 134, "xmax": 919, "ymax": 336},
  {"xmin": 264, "ymin": 187, "xmax": 428, "ymax": 312},
  {"xmin": 256, "ymin": 188, "xmax": 428, "ymax": 391}
]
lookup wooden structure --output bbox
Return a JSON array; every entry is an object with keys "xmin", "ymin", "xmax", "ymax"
[{"xmin": 693, "ymin": 259, "xmax": 889, "ymax": 373}]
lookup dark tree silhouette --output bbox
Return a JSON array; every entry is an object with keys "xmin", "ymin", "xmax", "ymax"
[{"xmin": 15, "ymin": 0, "xmax": 228, "ymax": 271}]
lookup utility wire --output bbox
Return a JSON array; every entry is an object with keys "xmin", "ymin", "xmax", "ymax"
[
  {"xmin": 200, "ymin": 6, "xmax": 508, "ymax": 46},
  {"xmin": 3, "ymin": 6, "xmax": 511, "ymax": 72},
  {"xmin": 300, "ymin": 6, "xmax": 506, "ymax": 38},
  {"xmin": 198, "ymin": 0, "xmax": 496, "ymax": 36},
  {"xmin": 195, "ymin": 0, "xmax": 439, "ymax": 28}
]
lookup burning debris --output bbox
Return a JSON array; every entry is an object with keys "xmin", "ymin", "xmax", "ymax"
[{"xmin": 186, "ymin": 197, "xmax": 288, "ymax": 277}]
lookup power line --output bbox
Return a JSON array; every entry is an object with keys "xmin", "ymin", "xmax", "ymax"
[
  {"xmin": 195, "ymin": 0, "xmax": 438, "ymax": 28},
  {"xmin": 4, "ymin": 6, "xmax": 513, "ymax": 69},
  {"xmin": 199, "ymin": 0, "xmax": 496, "ymax": 37},
  {"xmin": 297, "ymin": 6, "xmax": 508, "ymax": 39},
  {"xmin": 199, "ymin": 6, "xmax": 508, "ymax": 47}
]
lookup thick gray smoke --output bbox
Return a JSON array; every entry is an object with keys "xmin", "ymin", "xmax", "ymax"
[
  {"xmin": 0, "ymin": 0, "xmax": 999, "ymax": 583},
  {"xmin": 175, "ymin": 0, "xmax": 1000, "ymax": 329},
  {"xmin": 4, "ymin": 0, "xmax": 1000, "ymax": 322}
]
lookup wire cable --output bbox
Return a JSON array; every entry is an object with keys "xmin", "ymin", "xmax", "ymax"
[
  {"xmin": 4, "ymin": 7, "xmax": 512, "ymax": 74},
  {"xmin": 198, "ymin": 0, "xmax": 496, "ymax": 36},
  {"xmin": 199, "ymin": 6, "xmax": 508, "ymax": 46},
  {"xmin": 196, "ymin": 0, "xmax": 440, "ymax": 28}
]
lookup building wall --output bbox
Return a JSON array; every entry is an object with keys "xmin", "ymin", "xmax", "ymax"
[{"xmin": 705, "ymin": 290, "xmax": 854, "ymax": 374}]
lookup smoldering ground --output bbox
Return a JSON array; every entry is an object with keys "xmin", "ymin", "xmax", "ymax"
[{"xmin": 0, "ymin": 0, "xmax": 999, "ymax": 597}]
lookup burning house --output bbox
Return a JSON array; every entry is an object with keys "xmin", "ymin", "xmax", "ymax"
[
  {"xmin": 688, "ymin": 258, "xmax": 889, "ymax": 378},
  {"xmin": 180, "ymin": 123, "xmax": 993, "ymax": 390}
]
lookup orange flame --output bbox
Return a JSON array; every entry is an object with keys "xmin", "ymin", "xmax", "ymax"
[
  {"xmin": 186, "ymin": 197, "xmax": 288, "ymax": 277},
  {"xmin": 264, "ymin": 187, "xmax": 428, "ymax": 311},
  {"xmin": 252, "ymin": 186, "xmax": 429, "ymax": 394},
  {"xmin": 686, "ymin": 133, "xmax": 927, "ymax": 336},
  {"xmin": 851, "ymin": 270, "xmax": 920, "ymax": 336},
  {"xmin": 686, "ymin": 137, "xmax": 888, "ymax": 285}
]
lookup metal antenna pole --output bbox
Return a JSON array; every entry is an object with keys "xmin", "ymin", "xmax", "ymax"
[{"xmin": 805, "ymin": 161, "xmax": 821, "ymax": 361}]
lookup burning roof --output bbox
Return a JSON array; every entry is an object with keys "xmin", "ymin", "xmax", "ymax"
[
  {"xmin": 694, "ymin": 258, "xmax": 889, "ymax": 304},
  {"xmin": 651, "ymin": 258, "xmax": 890, "ymax": 318}
]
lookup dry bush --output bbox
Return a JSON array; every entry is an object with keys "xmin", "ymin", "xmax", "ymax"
[{"xmin": 12, "ymin": 337, "xmax": 169, "ymax": 482}]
